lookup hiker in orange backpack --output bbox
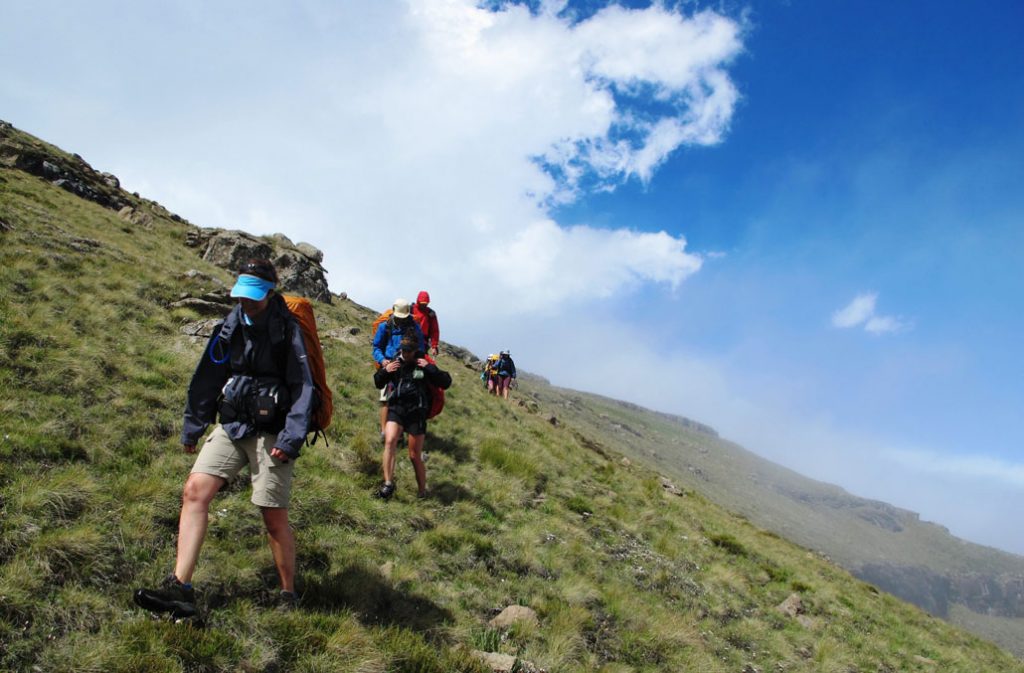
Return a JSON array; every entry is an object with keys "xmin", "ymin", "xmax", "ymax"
[
  {"xmin": 373, "ymin": 333, "xmax": 452, "ymax": 499},
  {"xmin": 482, "ymin": 354, "xmax": 500, "ymax": 395},
  {"xmin": 412, "ymin": 291, "xmax": 440, "ymax": 356},
  {"xmin": 134, "ymin": 259, "xmax": 313, "ymax": 617}
]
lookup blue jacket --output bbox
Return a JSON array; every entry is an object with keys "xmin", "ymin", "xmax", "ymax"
[
  {"xmin": 372, "ymin": 316, "xmax": 425, "ymax": 365},
  {"xmin": 181, "ymin": 294, "xmax": 314, "ymax": 458}
]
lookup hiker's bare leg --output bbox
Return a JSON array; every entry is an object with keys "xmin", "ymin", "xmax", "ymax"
[
  {"xmin": 174, "ymin": 472, "xmax": 225, "ymax": 583},
  {"xmin": 407, "ymin": 434, "xmax": 427, "ymax": 495},
  {"xmin": 261, "ymin": 507, "xmax": 295, "ymax": 592},
  {"xmin": 382, "ymin": 421, "xmax": 403, "ymax": 483},
  {"xmin": 379, "ymin": 403, "xmax": 388, "ymax": 435}
]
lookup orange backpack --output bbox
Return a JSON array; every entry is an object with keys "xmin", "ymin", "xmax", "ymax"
[
  {"xmin": 283, "ymin": 295, "xmax": 333, "ymax": 434},
  {"xmin": 370, "ymin": 309, "xmax": 394, "ymax": 368}
]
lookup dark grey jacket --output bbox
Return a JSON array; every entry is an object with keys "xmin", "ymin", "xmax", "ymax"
[{"xmin": 181, "ymin": 294, "xmax": 314, "ymax": 458}]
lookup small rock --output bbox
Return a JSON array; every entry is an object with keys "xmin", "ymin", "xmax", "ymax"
[
  {"xmin": 180, "ymin": 319, "xmax": 222, "ymax": 339},
  {"xmin": 912, "ymin": 655, "xmax": 937, "ymax": 666},
  {"xmin": 471, "ymin": 651, "xmax": 517, "ymax": 673},
  {"xmin": 488, "ymin": 605, "xmax": 539, "ymax": 629},
  {"xmin": 170, "ymin": 298, "xmax": 231, "ymax": 317},
  {"xmin": 660, "ymin": 476, "xmax": 684, "ymax": 496},
  {"xmin": 776, "ymin": 593, "xmax": 805, "ymax": 618},
  {"xmin": 380, "ymin": 561, "xmax": 394, "ymax": 579}
]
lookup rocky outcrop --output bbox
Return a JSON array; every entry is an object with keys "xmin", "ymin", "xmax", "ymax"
[
  {"xmin": 1, "ymin": 121, "xmax": 130, "ymax": 212},
  {"xmin": 185, "ymin": 228, "xmax": 332, "ymax": 303}
]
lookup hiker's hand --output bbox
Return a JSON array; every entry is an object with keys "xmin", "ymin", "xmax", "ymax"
[
  {"xmin": 271, "ymin": 447, "xmax": 290, "ymax": 463},
  {"xmin": 385, "ymin": 360, "xmax": 401, "ymax": 372},
  {"xmin": 431, "ymin": 347, "xmax": 439, "ymax": 356},
  {"xmin": 417, "ymin": 357, "xmax": 429, "ymax": 368},
  {"xmin": 183, "ymin": 444, "xmax": 196, "ymax": 454}
]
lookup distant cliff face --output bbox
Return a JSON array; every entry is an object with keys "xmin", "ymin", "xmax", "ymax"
[{"xmin": 855, "ymin": 564, "xmax": 1024, "ymax": 619}]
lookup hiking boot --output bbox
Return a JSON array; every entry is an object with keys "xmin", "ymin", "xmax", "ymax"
[
  {"xmin": 133, "ymin": 574, "xmax": 196, "ymax": 618},
  {"xmin": 376, "ymin": 481, "xmax": 396, "ymax": 500},
  {"xmin": 276, "ymin": 590, "xmax": 299, "ymax": 612},
  {"xmin": 417, "ymin": 489, "xmax": 430, "ymax": 499}
]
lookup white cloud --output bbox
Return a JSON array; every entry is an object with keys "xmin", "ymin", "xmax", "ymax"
[
  {"xmin": 832, "ymin": 292, "xmax": 878, "ymax": 328},
  {"xmin": 832, "ymin": 292, "xmax": 908, "ymax": 334},
  {"xmin": 63, "ymin": 0, "xmax": 739, "ymax": 316},
  {"xmin": 889, "ymin": 449, "xmax": 1024, "ymax": 489}
]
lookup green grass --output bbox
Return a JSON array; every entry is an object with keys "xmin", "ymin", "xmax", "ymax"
[{"xmin": 2, "ymin": 126, "xmax": 1023, "ymax": 671}]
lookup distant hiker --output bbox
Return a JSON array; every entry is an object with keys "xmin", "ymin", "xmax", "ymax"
[
  {"xmin": 412, "ymin": 290, "xmax": 440, "ymax": 356},
  {"xmin": 134, "ymin": 259, "xmax": 314, "ymax": 618},
  {"xmin": 372, "ymin": 298, "xmax": 425, "ymax": 440},
  {"xmin": 495, "ymin": 350, "xmax": 517, "ymax": 399},
  {"xmin": 482, "ymin": 353, "xmax": 500, "ymax": 395},
  {"xmin": 373, "ymin": 333, "xmax": 452, "ymax": 499}
]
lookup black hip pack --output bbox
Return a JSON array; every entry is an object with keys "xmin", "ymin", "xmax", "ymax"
[{"xmin": 219, "ymin": 375, "xmax": 291, "ymax": 432}]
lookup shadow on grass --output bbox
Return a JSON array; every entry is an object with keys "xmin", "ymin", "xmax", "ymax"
[
  {"xmin": 425, "ymin": 432, "xmax": 472, "ymax": 463},
  {"xmin": 303, "ymin": 563, "xmax": 454, "ymax": 636},
  {"xmin": 429, "ymin": 479, "xmax": 473, "ymax": 506}
]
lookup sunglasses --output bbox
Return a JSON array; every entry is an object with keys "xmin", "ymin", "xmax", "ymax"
[{"xmin": 241, "ymin": 261, "xmax": 277, "ymax": 283}]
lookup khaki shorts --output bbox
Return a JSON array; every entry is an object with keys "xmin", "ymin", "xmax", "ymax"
[{"xmin": 191, "ymin": 425, "xmax": 295, "ymax": 508}]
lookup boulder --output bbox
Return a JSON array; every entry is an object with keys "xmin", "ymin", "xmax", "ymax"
[
  {"xmin": 202, "ymin": 230, "xmax": 274, "ymax": 271},
  {"xmin": 272, "ymin": 248, "xmax": 331, "ymax": 302},
  {"xmin": 193, "ymin": 229, "xmax": 332, "ymax": 303},
  {"xmin": 295, "ymin": 241, "xmax": 324, "ymax": 263},
  {"xmin": 117, "ymin": 206, "xmax": 153, "ymax": 228}
]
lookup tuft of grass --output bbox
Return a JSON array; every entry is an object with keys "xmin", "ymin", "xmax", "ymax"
[{"xmin": 478, "ymin": 438, "xmax": 538, "ymax": 482}]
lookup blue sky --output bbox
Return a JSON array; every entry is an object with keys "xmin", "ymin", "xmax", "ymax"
[{"xmin": 2, "ymin": 0, "xmax": 1022, "ymax": 554}]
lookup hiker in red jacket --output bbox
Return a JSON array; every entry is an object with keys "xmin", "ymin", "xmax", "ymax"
[{"xmin": 412, "ymin": 291, "xmax": 440, "ymax": 357}]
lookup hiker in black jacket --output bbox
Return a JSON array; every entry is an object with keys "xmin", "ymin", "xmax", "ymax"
[
  {"xmin": 134, "ymin": 259, "xmax": 314, "ymax": 618},
  {"xmin": 373, "ymin": 334, "xmax": 451, "ymax": 499}
]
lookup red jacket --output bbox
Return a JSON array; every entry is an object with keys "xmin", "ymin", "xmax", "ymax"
[{"xmin": 412, "ymin": 291, "xmax": 440, "ymax": 350}]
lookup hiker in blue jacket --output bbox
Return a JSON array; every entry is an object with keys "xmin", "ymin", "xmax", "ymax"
[
  {"xmin": 495, "ymin": 350, "xmax": 517, "ymax": 400},
  {"xmin": 134, "ymin": 259, "xmax": 314, "ymax": 618},
  {"xmin": 372, "ymin": 298, "xmax": 425, "ymax": 439}
]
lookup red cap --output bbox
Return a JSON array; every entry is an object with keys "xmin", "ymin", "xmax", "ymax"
[{"xmin": 417, "ymin": 291, "xmax": 430, "ymax": 304}]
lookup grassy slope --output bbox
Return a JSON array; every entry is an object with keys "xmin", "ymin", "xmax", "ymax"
[
  {"xmin": 525, "ymin": 386, "xmax": 1024, "ymax": 655},
  {"xmin": 1, "ymin": 133, "xmax": 1022, "ymax": 671}
]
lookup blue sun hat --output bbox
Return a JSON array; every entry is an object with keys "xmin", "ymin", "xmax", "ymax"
[{"xmin": 230, "ymin": 274, "xmax": 276, "ymax": 301}]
